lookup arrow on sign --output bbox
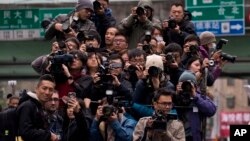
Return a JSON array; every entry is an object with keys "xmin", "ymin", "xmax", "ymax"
[
  {"xmin": 34, "ymin": 15, "xmax": 39, "ymax": 23},
  {"xmin": 192, "ymin": 11, "xmax": 203, "ymax": 17},
  {"xmin": 231, "ymin": 24, "xmax": 242, "ymax": 30}
]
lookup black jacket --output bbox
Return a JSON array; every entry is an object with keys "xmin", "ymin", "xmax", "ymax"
[{"xmin": 17, "ymin": 92, "xmax": 51, "ymax": 141}]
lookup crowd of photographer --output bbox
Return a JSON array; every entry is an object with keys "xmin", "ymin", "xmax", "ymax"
[{"xmin": 0, "ymin": 0, "xmax": 238, "ymax": 141}]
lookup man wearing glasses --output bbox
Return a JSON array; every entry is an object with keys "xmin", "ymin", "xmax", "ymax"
[
  {"xmin": 44, "ymin": 91, "xmax": 63, "ymax": 141},
  {"xmin": 133, "ymin": 88, "xmax": 185, "ymax": 141}
]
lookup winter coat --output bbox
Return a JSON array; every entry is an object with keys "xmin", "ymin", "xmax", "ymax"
[{"xmin": 133, "ymin": 116, "xmax": 185, "ymax": 141}]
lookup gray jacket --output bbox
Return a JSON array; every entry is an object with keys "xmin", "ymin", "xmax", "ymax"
[
  {"xmin": 45, "ymin": 13, "xmax": 96, "ymax": 41},
  {"xmin": 118, "ymin": 15, "xmax": 153, "ymax": 49}
]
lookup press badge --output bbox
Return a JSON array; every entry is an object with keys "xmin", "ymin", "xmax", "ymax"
[{"xmin": 193, "ymin": 106, "xmax": 198, "ymax": 112}]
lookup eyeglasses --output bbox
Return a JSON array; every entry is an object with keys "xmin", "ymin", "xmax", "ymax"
[
  {"xmin": 157, "ymin": 102, "xmax": 173, "ymax": 107},
  {"xmin": 113, "ymin": 39, "xmax": 126, "ymax": 43},
  {"xmin": 48, "ymin": 98, "xmax": 60, "ymax": 102}
]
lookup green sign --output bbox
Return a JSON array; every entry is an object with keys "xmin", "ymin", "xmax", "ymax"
[
  {"xmin": 0, "ymin": 9, "xmax": 39, "ymax": 29},
  {"xmin": 186, "ymin": 0, "xmax": 244, "ymax": 21},
  {"xmin": 39, "ymin": 8, "xmax": 74, "ymax": 36}
]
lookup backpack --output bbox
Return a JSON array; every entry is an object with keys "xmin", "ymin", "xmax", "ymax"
[
  {"xmin": 0, "ymin": 108, "xmax": 19, "ymax": 141},
  {"xmin": 0, "ymin": 90, "xmax": 28, "ymax": 141}
]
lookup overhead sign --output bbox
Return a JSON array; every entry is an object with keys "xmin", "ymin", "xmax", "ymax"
[
  {"xmin": 186, "ymin": 0, "xmax": 245, "ymax": 36},
  {"xmin": 0, "ymin": 8, "xmax": 73, "ymax": 40}
]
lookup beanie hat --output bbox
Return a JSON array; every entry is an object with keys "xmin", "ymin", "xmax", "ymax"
[
  {"xmin": 199, "ymin": 31, "xmax": 216, "ymax": 45},
  {"xmin": 137, "ymin": 0, "xmax": 153, "ymax": 9},
  {"xmin": 65, "ymin": 37, "xmax": 80, "ymax": 49},
  {"xmin": 76, "ymin": 0, "xmax": 93, "ymax": 12},
  {"xmin": 145, "ymin": 54, "xmax": 164, "ymax": 71},
  {"xmin": 178, "ymin": 70, "xmax": 197, "ymax": 85},
  {"xmin": 85, "ymin": 30, "xmax": 101, "ymax": 44}
]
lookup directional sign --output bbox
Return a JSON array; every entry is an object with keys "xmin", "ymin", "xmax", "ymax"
[
  {"xmin": 0, "ymin": 9, "xmax": 39, "ymax": 29},
  {"xmin": 0, "ymin": 8, "xmax": 73, "ymax": 40},
  {"xmin": 186, "ymin": 0, "xmax": 245, "ymax": 36}
]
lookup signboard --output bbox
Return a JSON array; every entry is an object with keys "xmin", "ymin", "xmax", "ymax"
[
  {"xmin": 220, "ymin": 112, "xmax": 250, "ymax": 138},
  {"xmin": 186, "ymin": 0, "xmax": 245, "ymax": 36},
  {"xmin": 0, "ymin": 8, "xmax": 73, "ymax": 40}
]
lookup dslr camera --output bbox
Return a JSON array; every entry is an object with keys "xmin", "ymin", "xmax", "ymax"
[
  {"xmin": 151, "ymin": 111, "xmax": 177, "ymax": 130},
  {"xmin": 148, "ymin": 66, "xmax": 162, "ymax": 78},
  {"xmin": 174, "ymin": 81, "xmax": 193, "ymax": 107},
  {"xmin": 165, "ymin": 52, "xmax": 175, "ymax": 64},
  {"xmin": 168, "ymin": 18, "xmax": 177, "ymax": 29},
  {"xmin": 136, "ymin": 7, "xmax": 146, "ymax": 16},
  {"xmin": 99, "ymin": 105, "xmax": 116, "ymax": 121},
  {"xmin": 209, "ymin": 39, "xmax": 236, "ymax": 65}
]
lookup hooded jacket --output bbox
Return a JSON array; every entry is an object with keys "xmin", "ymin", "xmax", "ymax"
[{"xmin": 17, "ymin": 92, "xmax": 51, "ymax": 141}]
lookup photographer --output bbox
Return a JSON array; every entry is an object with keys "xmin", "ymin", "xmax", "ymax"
[
  {"xmin": 174, "ymin": 71, "xmax": 216, "ymax": 141},
  {"xmin": 133, "ymin": 88, "xmax": 185, "ymax": 141},
  {"xmin": 118, "ymin": 2, "xmax": 153, "ymax": 49},
  {"xmin": 199, "ymin": 31, "xmax": 229, "ymax": 82},
  {"xmin": 163, "ymin": 43, "xmax": 185, "ymax": 87},
  {"xmin": 91, "ymin": 0, "xmax": 116, "ymax": 48},
  {"xmin": 133, "ymin": 54, "xmax": 174, "ymax": 108},
  {"xmin": 45, "ymin": 0, "xmax": 96, "ymax": 42},
  {"xmin": 162, "ymin": 2, "xmax": 196, "ymax": 47},
  {"xmin": 52, "ymin": 50, "xmax": 92, "ymax": 105},
  {"xmin": 90, "ymin": 104, "xmax": 137, "ymax": 141}
]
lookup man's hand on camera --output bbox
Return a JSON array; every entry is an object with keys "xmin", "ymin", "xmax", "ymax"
[
  {"xmin": 64, "ymin": 28, "xmax": 77, "ymax": 38},
  {"xmin": 131, "ymin": 7, "xmax": 137, "ymax": 16},
  {"xmin": 135, "ymin": 65, "xmax": 146, "ymax": 79},
  {"xmin": 211, "ymin": 50, "xmax": 222, "ymax": 61},
  {"xmin": 162, "ymin": 20, "xmax": 169, "ymax": 29},
  {"xmin": 54, "ymin": 23, "xmax": 63, "ymax": 32},
  {"xmin": 95, "ymin": 6, "xmax": 105, "ymax": 15},
  {"xmin": 92, "ymin": 73, "xmax": 101, "ymax": 84},
  {"xmin": 62, "ymin": 64, "xmax": 70, "ymax": 77},
  {"xmin": 146, "ymin": 117, "xmax": 154, "ymax": 128},
  {"xmin": 108, "ymin": 112, "xmax": 118, "ymax": 122},
  {"xmin": 176, "ymin": 82, "xmax": 182, "ymax": 94},
  {"xmin": 67, "ymin": 98, "xmax": 81, "ymax": 113},
  {"xmin": 217, "ymin": 58, "xmax": 228, "ymax": 69},
  {"xmin": 190, "ymin": 83, "xmax": 196, "ymax": 97},
  {"xmin": 95, "ymin": 106, "xmax": 103, "ymax": 121},
  {"xmin": 112, "ymin": 74, "xmax": 121, "ymax": 87},
  {"xmin": 50, "ymin": 132, "xmax": 59, "ymax": 141},
  {"xmin": 151, "ymin": 76, "xmax": 160, "ymax": 90}
]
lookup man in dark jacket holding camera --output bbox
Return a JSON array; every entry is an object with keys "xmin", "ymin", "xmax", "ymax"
[{"xmin": 45, "ymin": 0, "xmax": 96, "ymax": 42}]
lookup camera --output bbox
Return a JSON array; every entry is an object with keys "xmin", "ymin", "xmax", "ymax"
[
  {"xmin": 99, "ymin": 105, "xmax": 116, "ymax": 121},
  {"xmin": 142, "ymin": 44, "xmax": 152, "ymax": 54},
  {"xmin": 41, "ymin": 18, "xmax": 52, "ymax": 29},
  {"xmin": 174, "ymin": 81, "xmax": 193, "ymax": 107},
  {"xmin": 165, "ymin": 53, "xmax": 175, "ymax": 64},
  {"xmin": 50, "ymin": 51, "xmax": 74, "ymax": 77},
  {"xmin": 93, "ymin": 0, "xmax": 102, "ymax": 11},
  {"xmin": 136, "ymin": 7, "xmax": 146, "ymax": 16},
  {"xmin": 68, "ymin": 92, "xmax": 76, "ymax": 99},
  {"xmin": 168, "ymin": 18, "xmax": 177, "ymax": 29},
  {"xmin": 145, "ymin": 31, "xmax": 151, "ymax": 43},
  {"xmin": 189, "ymin": 45, "xmax": 199, "ymax": 55},
  {"xmin": 148, "ymin": 66, "xmax": 161, "ymax": 77},
  {"xmin": 95, "ymin": 63, "xmax": 114, "ymax": 88},
  {"xmin": 220, "ymin": 52, "xmax": 236, "ymax": 63},
  {"xmin": 216, "ymin": 39, "xmax": 228, "ymax": 50},
  {"xmin": 214, "ymin": 39, "xmax": 236, "ymax": 63},
  {"xmin": 152, "ymin": 111, "xmax": 177, "ymax": 130},
  {"xmin": 76, "ymin": 31, "xmax": 85, "ymax": 43}
]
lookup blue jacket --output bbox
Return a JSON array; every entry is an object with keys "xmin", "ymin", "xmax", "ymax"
[
  {"xmin": 176, "ymin": 92, "xmax": 216, "ymax": 141},
  {"xmin": 89, "ymin": 116, "xmax": 137, "ymax": 141}
]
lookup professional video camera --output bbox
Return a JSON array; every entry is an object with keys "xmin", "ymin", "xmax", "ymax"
[
  {"xmin": 50, "ymin": 50, "xmax": 74, "ymax": 76},
  {"xmin": 96, "ymin": 63, "xmax": 114, "ymax": 88},
  {"xmin": 209, "ymin": 39, "xmax": 236, "ymax": 64},
  {"xmin": 174, "ymin": 81, "xmax": 193, "ymax": 107},
  {"xmin": 151, "ymin": 111, "xmax": 178, "ymax": 130}
]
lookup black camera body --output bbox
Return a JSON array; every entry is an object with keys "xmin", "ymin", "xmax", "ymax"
[
  {"xmin": 100, "ymin": 105, "xmax": 116, "ymax": 121},
  {"xmin": 96, "ymin": 63, "xmax": 113, "ymax": 88},
  {"xmin": 174, "ymin": 81, "xmax": 193, "ymax": 107},
  {"xmin": 152, "ymin": 112, "xmax": 178, "ymax": 130},
  {"xmin": 136, "ymin": 7, "xmax": 146, "ymax": 16},
  {"xmin": 148, "ymin": 66, "xmax": 162, "ymax": 78},
  {"xmin": 214, "ymin": 39, "xmax": 236, "ymax": 63},
  {"xmin": 168, "ymin": 18, "xmax": 177, "ymax": 29},
  {"xmin": 165, "ymin": 53, "xmax": 175, "ymax": 64},
  {"xmin": 93, "ymin": 0, "xmax": 102, "ymax": 11}
]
